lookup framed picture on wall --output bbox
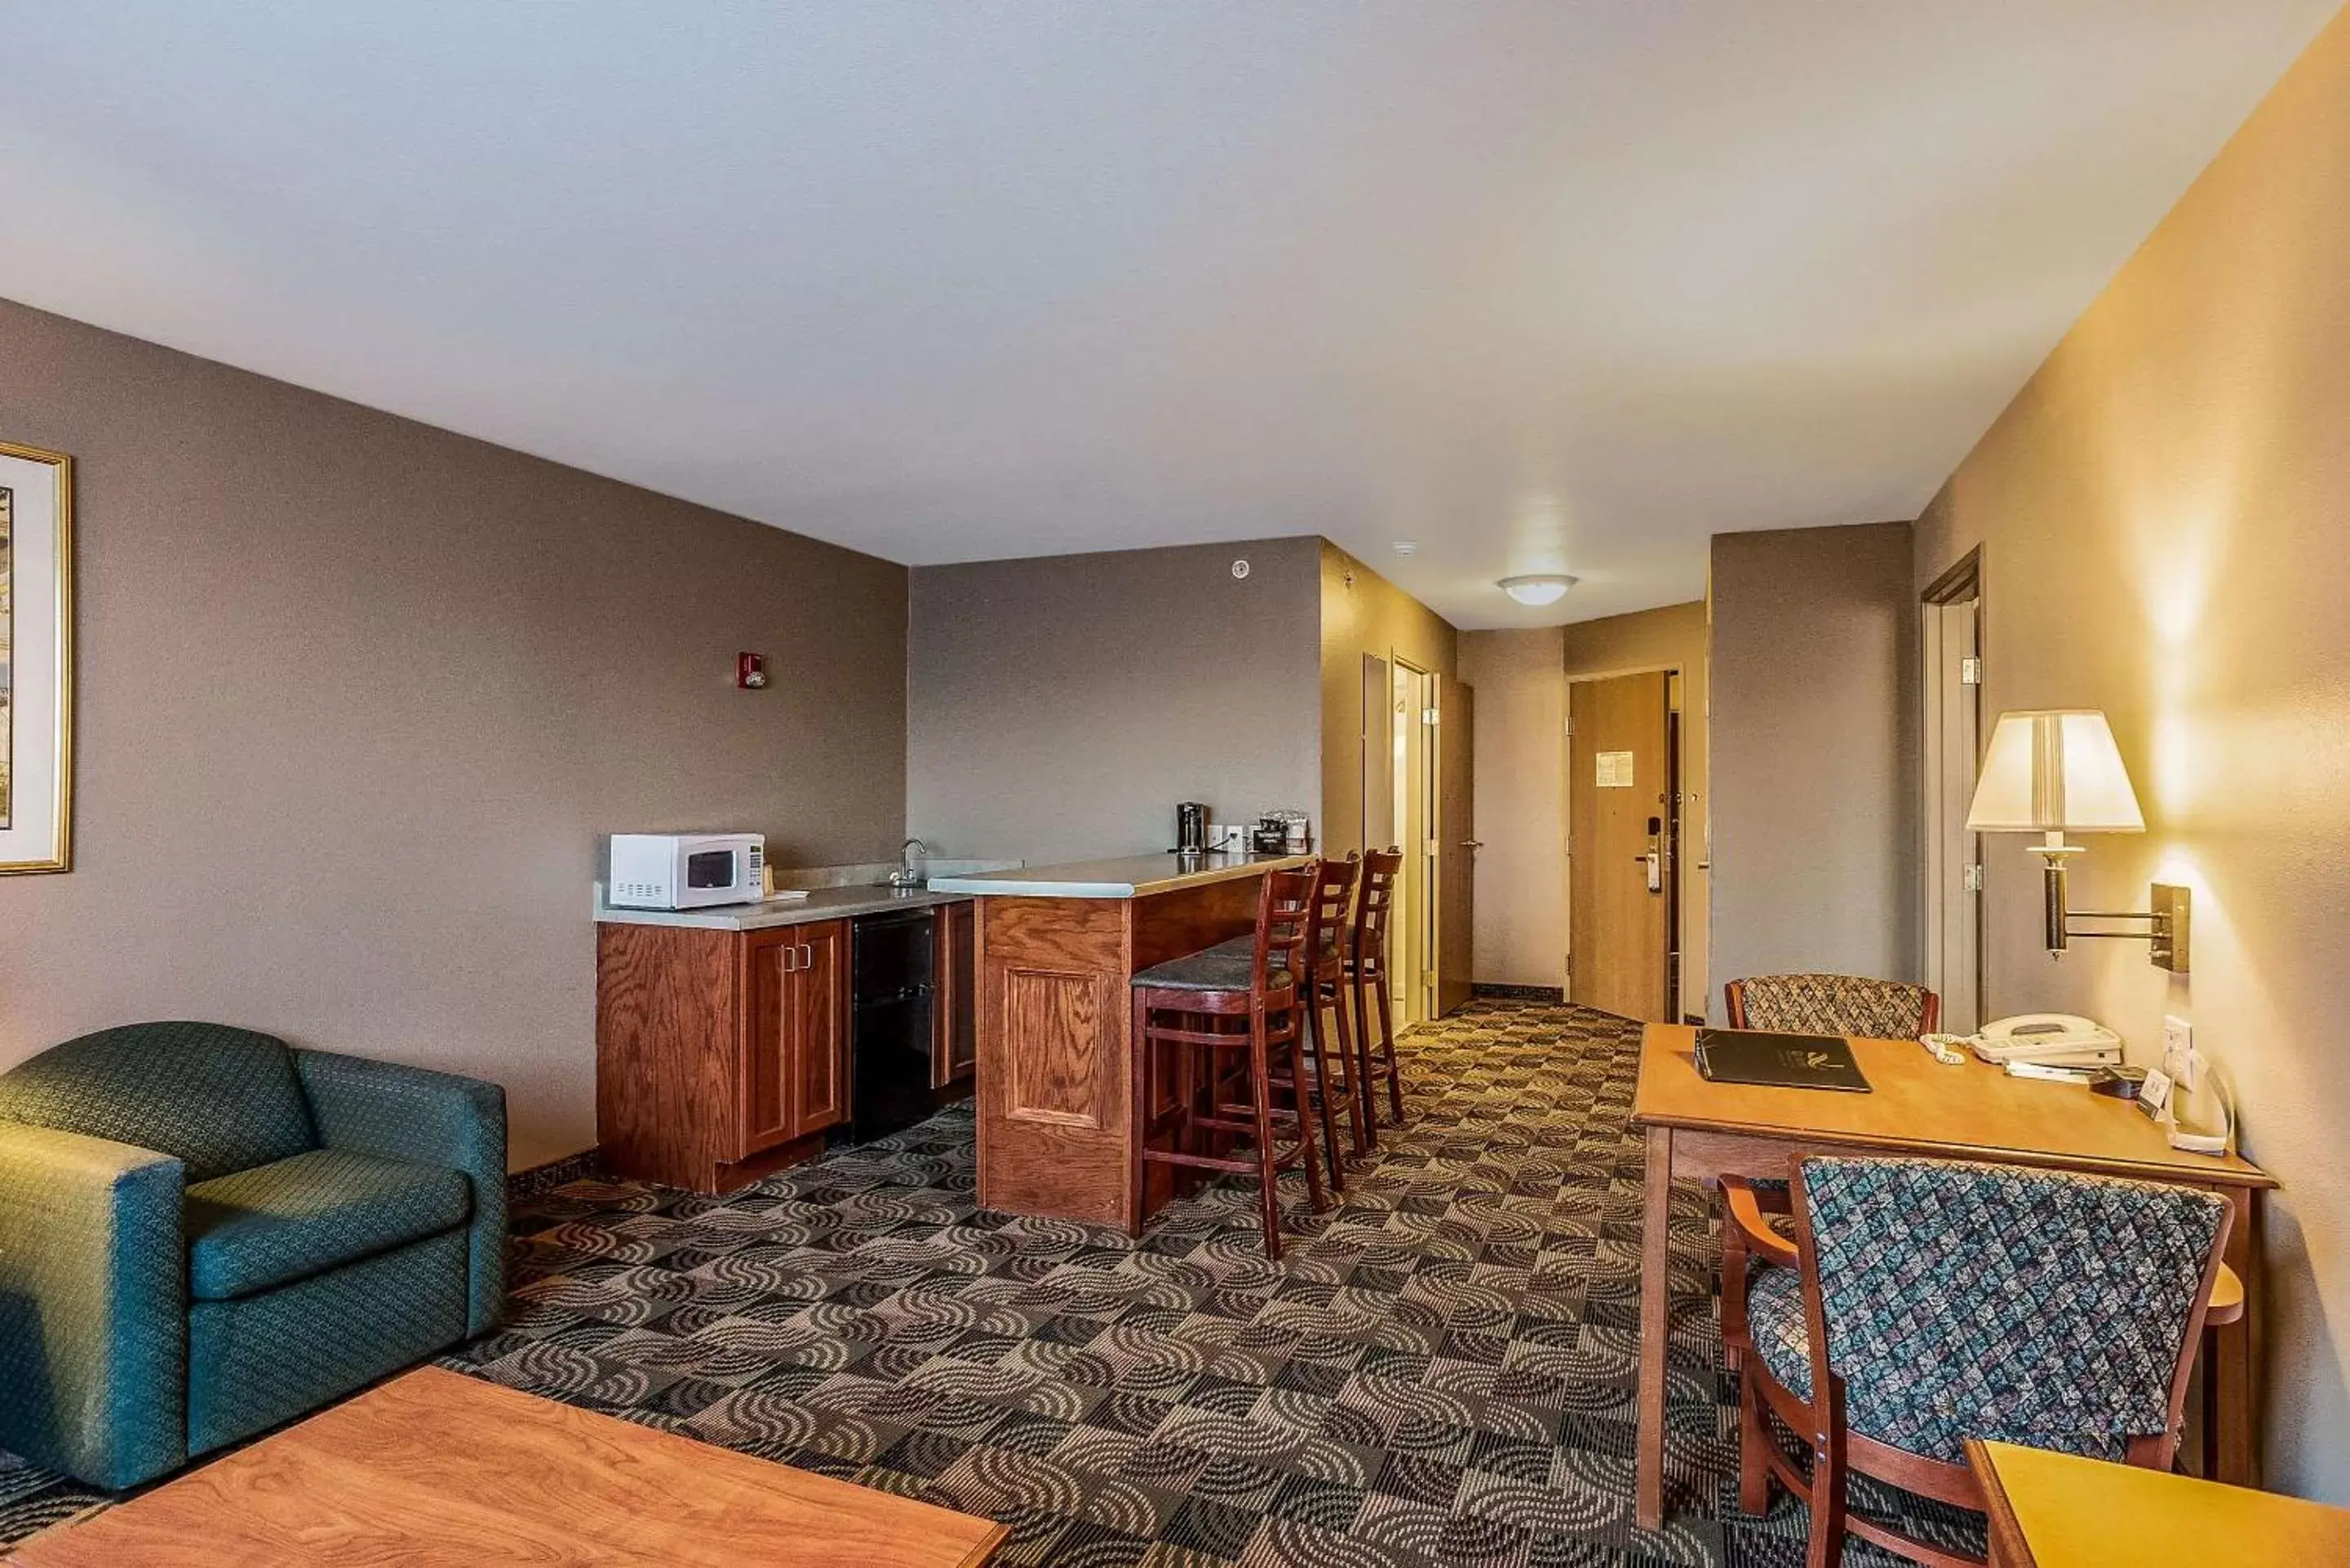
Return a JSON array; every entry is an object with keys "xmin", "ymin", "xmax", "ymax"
[{"xmin": 0, "ymin": 441, "xmax": 73, "ymax": 875}]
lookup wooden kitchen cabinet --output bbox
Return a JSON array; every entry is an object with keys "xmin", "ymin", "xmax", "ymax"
[
  {"xmin": 931, "ymin": 899, "xmax": 977, "ymax": 1089},
  {"xmin": 597, "ymin": 918, "xmax": 848, "ymax": 1193},
  {"xmin": 743, "ymin": 921, "xmax": 847, "ymax": 1150}
]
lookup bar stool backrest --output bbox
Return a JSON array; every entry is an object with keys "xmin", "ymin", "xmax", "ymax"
[
  {"xmin": 1354, "ymin": 847, "xmax": 1403, "ymax": 968},
  {"xmin": 1255, "ymin": 863, "xmax": 1317, "ymax": 1003},
  {"xmin": 1306, "ymin": 854, "xmax": 1359, "ymax": 981}
]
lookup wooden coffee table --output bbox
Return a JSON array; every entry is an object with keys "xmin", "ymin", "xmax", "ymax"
[{"xmin": 5, "ymin": 1366, "xmax": 1007, "ymax": 1567}]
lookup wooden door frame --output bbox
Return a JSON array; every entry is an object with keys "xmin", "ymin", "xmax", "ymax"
[
  {"xmin": 1566, "ymin": 661, "xmax": 1688, "ymax": 1020},
  {"xmin": 1921, "ymin": 547, "xmax": 1988, "ymax": 1031},
  {"xmin": 1389, "ymin": 655, "xmax": 1437, "ymax": 1026}
]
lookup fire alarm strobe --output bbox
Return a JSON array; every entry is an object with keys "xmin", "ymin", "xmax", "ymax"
[{"xmin": 737, "ymin": 653, "xmax": 769, "ymax": 689}]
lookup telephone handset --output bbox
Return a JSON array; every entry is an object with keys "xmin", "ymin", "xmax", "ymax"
[{"xmin": 1969, "ymin": 1013, "xmax": 2124, "ymax": 1069}]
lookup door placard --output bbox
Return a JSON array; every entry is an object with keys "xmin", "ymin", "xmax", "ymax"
[{"xmin": 1596, "ymin": 751, "xmax": 1635, "ymax": 789}]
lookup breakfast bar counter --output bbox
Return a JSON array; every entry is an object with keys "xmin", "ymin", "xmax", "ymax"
[{"xmin": 929, "ymin": 852, "xmax": 1311, "ymax": 1225}]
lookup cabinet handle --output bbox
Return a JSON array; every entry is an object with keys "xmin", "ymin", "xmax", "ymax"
[
  {"xmin": 781, "ymin": 944, "xmax": 796, "ymax": 973},
  {"xmin": 800, "ymin": 943, "xmax": 814, "ymax": 969}
]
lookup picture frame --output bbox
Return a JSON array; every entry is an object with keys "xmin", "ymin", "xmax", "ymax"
[{"xmin": 0, "ymin": 440, "xmax": 73, "ymax": 875}]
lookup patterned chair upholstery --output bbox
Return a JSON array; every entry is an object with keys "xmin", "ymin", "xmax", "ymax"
[
  {"xmin": 0, "ymin": 1022, "xmax": 506, "ymax": 1490},
  {"xmin": 1727, "ymin": 1156, "xmax": 2232, "ymax": 1567},
  {"xmin": 1723, "ymin": 972, "xmax": 1940, "ymax": 1039}
]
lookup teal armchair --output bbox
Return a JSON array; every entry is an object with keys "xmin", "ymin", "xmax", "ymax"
[{"xmin": 0, "ymin": 1022, "xmax": 505, "ymax": 1490}]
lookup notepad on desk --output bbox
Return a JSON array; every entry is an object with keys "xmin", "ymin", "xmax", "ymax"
[{"xmin": 1694, "ymin": 1029, "xmax": 1873, "ymax": 1092}]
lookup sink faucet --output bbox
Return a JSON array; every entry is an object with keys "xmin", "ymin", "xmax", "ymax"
[{"xmin": 889, "ymin": 838, "xmax": 929, "ymax": 889}]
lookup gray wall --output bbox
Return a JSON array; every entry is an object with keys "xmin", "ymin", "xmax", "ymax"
[
  {"xmin": 0, "ymin": 299, "xmax": 908, "ymax": 1168},
  {"xmin": 908, "ymin": 539, "xmax": 1322, "ymax": 866},
  {"xmin": 1708, "ymin": 521, "xmax": 1917, "ymax": 1012}
]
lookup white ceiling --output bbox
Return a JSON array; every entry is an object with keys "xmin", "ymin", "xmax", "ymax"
[{"xmin": 1, "ymin": 3, "xmax": 2335, "ymax": 627}]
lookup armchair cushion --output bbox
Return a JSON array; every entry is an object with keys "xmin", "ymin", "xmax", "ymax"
[
  {"xmin": 188, "ymin": 1228, "xmax": 468, "ymax": 1455},
  {"xmin": 185, "ymin": 1149, "xmax": 472, "ymax": 1302},
  {"xmin": 0, "ymin": 1022, "xmax": 315, "ymax": 1183}
]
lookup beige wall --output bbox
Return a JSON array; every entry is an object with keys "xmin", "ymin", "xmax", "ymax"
[
  {"xmin": 1564, "ymin": 603, "xmax": 1711, "ymax": 1017},
  {"xmin": 1913, "ymin": 7, "xmax": 2350, "ymax": 1501},
  {"xmin": 1709, "ymin": 522, "xmax": 1917, "ymax": 1014},
  {"xmin": 0, "ymin": 299, "xmax": 908, "ymax": 1170},
  {"xmin": 1458, "ymin": 628, "xmax": 1567, "ymax": 989},
  {"xmin": 907, "ymin": 538, "xmax": 1323, "ymax": 866},
  {"xmin": 1318, "ymin": 543, "xmax": 1458, "ymax": 857}
]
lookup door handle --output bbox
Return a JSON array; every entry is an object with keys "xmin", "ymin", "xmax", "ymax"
[
  {"xmin": 1633, "ymin": 852, "xmax": 1662, "ymax": 893},
  {"xmin": 1461, "ymin": 840, "xmax": 1483, "ymax": 851}
]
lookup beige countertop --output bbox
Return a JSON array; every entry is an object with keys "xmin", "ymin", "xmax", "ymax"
[{"xmin": 926, "ymin": 851, "xmax": 1312, "ymax": 900}]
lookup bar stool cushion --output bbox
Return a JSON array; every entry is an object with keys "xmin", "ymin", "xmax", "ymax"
[
  {"xmin": 1203, "ymin": 935, "xmax": 1336, "ymax": 963},
  {"xmin": 1133, "ymin": 949, "xmax": 1296, "ymax": 994}
]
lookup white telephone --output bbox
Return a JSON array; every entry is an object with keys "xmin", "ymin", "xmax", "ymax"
[{"xmin": 1970, "ymin": 1013, "xmax": 2124, "ymax": 1070}]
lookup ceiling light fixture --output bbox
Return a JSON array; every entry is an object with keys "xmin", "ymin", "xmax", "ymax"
[
  {"xmin": 1499, "ymin": 574, "xmax": 1576, "ymax": 606},
  {"xmin": 1391, "ymin": 539, "xmax": 1418, "ymax": 556}
]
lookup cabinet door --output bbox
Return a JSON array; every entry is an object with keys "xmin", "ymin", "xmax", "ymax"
[
  {"xmin": 739, "ymin": 928, "xmax": 799, "ymax": 1156},
  {"xmin": 788, "ymin": 921, "xmax": 848, "ymax": 1139},
  {"xmin": 933, "ymin": 901, "xmax": 978, "ymax": 1087}
]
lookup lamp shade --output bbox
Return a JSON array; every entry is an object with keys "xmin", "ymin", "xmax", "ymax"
[{"xmin": 1966, "ymin": 709, "xmax": 2145, "ymax": 833}]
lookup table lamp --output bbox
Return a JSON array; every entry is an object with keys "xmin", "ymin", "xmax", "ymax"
[{"xmin": 1965, "ymin": 708, "xmax": 2188, "ymax": 969}]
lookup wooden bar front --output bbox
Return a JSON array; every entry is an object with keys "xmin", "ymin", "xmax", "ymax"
[{"xmin": 972, "ymin": 872, "xmax": 1267, "ymax": 1225}]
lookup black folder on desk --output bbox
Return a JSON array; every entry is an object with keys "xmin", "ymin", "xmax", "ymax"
[{"xmin": 1694, "ymin": 1029, "xmax": 1873, "ymax": 1093}]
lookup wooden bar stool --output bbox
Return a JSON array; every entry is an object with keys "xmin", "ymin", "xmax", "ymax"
[
  {"xmin": 1128, "ymin": 864, "xmax": 1327, "ymax": 1259},
  {"xmin": 1203, "ymin": 855, "xmax": 1366, "ymax": 1189},
  {"xmin": 1344, "ymin": 847, "xmax": 1406, "ymax": 1137},
  {"xmin": 1268, "ymin": 854, "xmax": 1367, "ymax": 1190}
]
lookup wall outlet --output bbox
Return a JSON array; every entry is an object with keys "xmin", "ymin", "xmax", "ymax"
[{"xmin": 2162, "ymin": 1015, "xmax": 2200, "ymax": 1092}]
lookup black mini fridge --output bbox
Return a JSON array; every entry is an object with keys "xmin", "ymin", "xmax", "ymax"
[{"xmin": 849, "ymin": 909, "xmax": 937, "ymax": 1143}]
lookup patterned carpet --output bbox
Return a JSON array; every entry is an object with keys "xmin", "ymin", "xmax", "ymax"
[{"xmin": 0, "ymin": 1002, "xmax": 1982, "ymax": 1564}]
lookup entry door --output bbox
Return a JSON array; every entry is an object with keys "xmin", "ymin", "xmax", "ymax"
[
  {"xmin": 1436, "ymin": 673, "xmax": 1475, "ymax": 1016},
  {"xmin": 1569, "ymin": 671, "xmax": 1671, "ymax": 1021}
]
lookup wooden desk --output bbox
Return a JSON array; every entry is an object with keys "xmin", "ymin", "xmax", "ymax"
[
  {"xmin": 1631, "ymin": 1024, "xmax": 2276, "ymax": 1530},
  {"xmin": 4, "ymin": 1367, "xmax": 1007, "ymax": 1568},
  {"xmin": 1968, "ymin": 1438, "xmax": 2350, "ymax": 1567}
]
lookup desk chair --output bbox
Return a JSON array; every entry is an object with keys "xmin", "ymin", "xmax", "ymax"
[
  {"xmin": 1717, "ymin": 972, "xmax": 1947, "ymax": 1369},
  {"xmin": 1723, "ymin": 1155, "xmax": 2238, "ymax": 1568},
  {"xmin": 1724, "ymin": 972, "xmax": 1941, "ymax": 1039}
]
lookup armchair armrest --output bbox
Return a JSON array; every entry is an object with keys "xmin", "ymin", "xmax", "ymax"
[
  {"xmin": 0, "ymin": 1122, "xmax": 186, "ymax": 1489},
  {"xmin": 1722, "ymin": 1176, "xmax": 1799, "ymax": 1266},
  {"xmin": 293, "ymin": 1052, "xmax": 507, "ymax": 1336}
]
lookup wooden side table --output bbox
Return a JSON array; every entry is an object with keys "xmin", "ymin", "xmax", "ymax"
[{"xmin": 1969, "ymin": 1439, "xmax": 2350, "ymax": 1567}]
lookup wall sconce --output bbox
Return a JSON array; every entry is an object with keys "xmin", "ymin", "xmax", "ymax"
[{"xmin": 1965, "ymin": 709, "xmax": 2190, "ymax": 971}]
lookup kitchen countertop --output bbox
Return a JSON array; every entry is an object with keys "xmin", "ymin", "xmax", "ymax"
[
  {"xmin": 926, "ymin": 851, "xmax": 1313, "ymax": 900},
  {"xmin": 593, "ymin": 882, "xmax": 973, "ymax": 931}
]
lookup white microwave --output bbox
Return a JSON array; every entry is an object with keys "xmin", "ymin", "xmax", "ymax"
[{"xmin": 608, "ymin": 833, "xmax": 765, "ymax": 910}]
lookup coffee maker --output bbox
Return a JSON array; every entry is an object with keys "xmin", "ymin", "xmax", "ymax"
[{"xmin": 1174, "ymin": 801, "xmax": 1209, "ymax": 854}]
